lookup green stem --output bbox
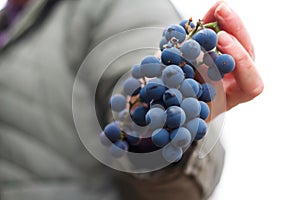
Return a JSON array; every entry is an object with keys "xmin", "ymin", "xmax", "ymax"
[
  {"xmin": 204, "ymin": 21, "xmax": 220, "ymax": 33},
  {"xmin": 187, "ymin": 19, "xmax": 202, "ymax": 40}
]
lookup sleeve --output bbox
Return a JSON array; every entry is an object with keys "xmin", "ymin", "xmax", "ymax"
[{"xmin": 68, "ymin": 0, "xmax": 226, "ymax": 199}]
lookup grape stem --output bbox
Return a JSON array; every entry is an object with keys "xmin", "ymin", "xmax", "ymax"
[
  {"xmin": 204, "ymin": 21, "xmax": 220, "ymax": 33},
  {"xmin": 186, "ymin": 20, "xmax": 220, "ymax": 40}
]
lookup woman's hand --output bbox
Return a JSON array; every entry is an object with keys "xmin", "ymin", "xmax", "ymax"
[{"xmin": 203, "ymin": 1, "xmax": 264, "ymax": 111}]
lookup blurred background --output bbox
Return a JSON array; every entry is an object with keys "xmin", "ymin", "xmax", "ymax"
[
  {"xmin": 1, "ymin": 0, "xmax": 299, "ymax": 199},
  {"xmin": 0, "ymin": 0, "xmax": 5, "ymax": 9}
]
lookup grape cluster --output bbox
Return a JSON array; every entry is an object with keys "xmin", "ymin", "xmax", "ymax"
[{"xmin": 99, "ymin": 18, "xmax": 235, "ymax": 163}]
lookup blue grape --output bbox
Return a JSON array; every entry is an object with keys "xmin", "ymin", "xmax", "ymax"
[
  {"xmin": 152, "ymin": 128, "xmax": 170, "ymax": 147},
  {"xmin": 159, "ymin": 37, "xmax": 168, "ymax": 51},
  {"xmin": 148, "ymin": 77, "xmax": 165, "ymax": 85},
  {"xmin": 117, "ymin": 109, "xmax": 129, "ymax": 121},
  {"xmin": 163, "ymin": 88, "xmax": 183, "ymax": 107},
  {"xmin": 144, "ymin": 82, "xmax": 166, "ymax": 100},
  {"xmin": 180, "ymin": 97, "xmax": 201, "ymax": 120},
  {"xmin": 145, "ymin": 107, "xmax": 167, "ymax": 130},
  {"xmin": 150, "ymin": 99, "xmax": 166, "ymax": 110},
  {"xmin": 104, "ymin": 122, "xmax": 121, "ymax": 142},
  {"xmin": 165, "ymin": 24, "xmax": 186, "ymax": 43},
  {"xmin": 186, "ymin": 118, "xmax": 207, "ymax": 140},
  {"xmin": 109, "ymin": 94, "xmax": 127, "ymax": 112},
  {"xmin": 182, "ymin": 57, "xmax": 197, "ymax": 69},
  {"xmin": 162, "ymin": 65, "xmax": 185, "ymax": 88},
  {"xmin": 131, "ymin": 64, "xmax": 143, "ymax": 79},
  {"xmin": 99, "ymin": 131, "xmax": 111, "ymax": 147},
  {"xmin": 165, "ymin": 106, "xmax": 186, "ymax": 129},
  {"xmin": 140, "ymin": 55, "xmax": 162, "ymax": 78},
  {"xmin": 215, "ymin": 54, "xmax": 236, "ymax": 74},
  {"xmin": 126, "ymin": 132, "xmax": 141, "ymax": 146},
  {"xmin": 170, "ymin": 127, "xmax": 191, "ymax": 148},
  {"xmin": 123, "ymin": 77, "xmax": 141, "ymax": 96},
  {"xmin": 109, "ymin": 141, "xmax": 129, "ymax": 158},
  {"xmin": 139, "ymin": 86, "xmax": 151, "ymax": 104},
  {"xmin": 199, "ymin": 101, "xmax": 210, "ymax": 120},
  {"xmin": 162, "ymin": 27, "xmax": 167, "ymax": 37},
  {"xmin": 180, "ymin": 78, "xmax": 200, "ymax": 97},
  {"xmin": 162, "ymin": 144, "xmax": 183, "ymax": 163},
  {"xmin": 207, "ymin": 66, "xmax": 224, "ymax": 81},
  {"xmin": 130, "ymin": 137, "xmax": 159, "ymax": 153},
  {"xmin": 203, "ymin": 51, "xmax": 219, "ymax": 67},
  {"xmin": 192, "ymin": 28, "xmax": 218, "ymax": 51},
  {"xmin": 131, "ymin": 105, "xmax": 149, "ymax": 126},
  {"xmin": 179, "ymin": 19, "xmax": 195, "ymax": 33},
  {"xmin": 161, "ymin": 47, "xmax": 182, "ymax": 65},
  {"xmin": 196, "ymin": 83, "xmax": 203, "ymax": 98},
  {"xmin": 180, "ymin": 39, "xmax": 201, "ymax": 60},
  {"xmin": 182, "ymin": 64, "xmax": 195, "ymax": 79},
  {"xmin": 199, "ymin": 83, "xmax": 216, "ymax": 102}
]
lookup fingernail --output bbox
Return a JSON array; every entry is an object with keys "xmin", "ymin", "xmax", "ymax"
[
  {"xmin": 216, "ymin": 2, "xmax": 232, "ymax": 19},
  {"xmin": 218, "ymin": 31, "xmax": 234, "ymax": 47}
]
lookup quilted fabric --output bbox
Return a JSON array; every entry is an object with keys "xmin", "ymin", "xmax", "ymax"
[{"xmin": 0, "ymin": 1, "xmax": 225, "ymax": 199}]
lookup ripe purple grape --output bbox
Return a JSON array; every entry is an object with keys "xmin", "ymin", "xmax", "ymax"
[
  {"xmin": 163, "ymin": 88, "xmax": 183, "ymax": 107},
  {"xmin": 159, "ymin": 37, "xmax": 168, "ymax": 51},
  {"xmin": 140, "ymin": 55, "xmax": 162, "ymax": 78},
  {"xmin": 180, "ymin": 78, "xmax": 200, "ymax": 97},
  {"xmin": 152, "ymin": 128, "xmax": 170, "ymax": 147},
  {"xmin": 180, "ymin": 39, "xmax": 201, "ymax": 60},
  {"xmin": 199, "ymin": 101, "xmax": 210, "ymax": 120},
  {"xmin": 131, "ymin": 64, "xmax": 143, "ymax": 79},
  {"xmin": 186, "ymin": 118, "xmax": 207, "ymax": 140},
  {"xmin": 126, "ymin": 133, "xmax": 141, "ymax": 146},
  {"xmin": 123, "ymin": 77, "xmax": 141, "ymax": 96},
  {"xmin": 182, "ymin": 64, "xmax": 195, "ymax": 79},
  {"xmin": 109, "ymin": 94, "xmax": 126, "ymax": 112},
  {"xmin": 104, "ymin": 122, "xmax": 121, "ymax": 142},
  {"xmin": 144, "ymin": 82, "xmax": 166, "ymax": 101},
  {"xmin": 170, "ymin": 127, "xmax": 192, "ymax": 148},
  {"xmin": 165, "ymin": 106, "xmax": 186, "ymax": 129},
  {"xmin": 99, "ymin": 131, "xmax": 111, "ymax": 147},
  {"xmin": 110, "ymin": 141, "xmax": 129, "ymax": 158},
  {"xmin": 192, "ymin": 28, "xmax": 218, "ymax": 51},
  {"xmin": 207, "ymin": 66, "xmax": 224, "ymax": 81},
  {"xmin": 161, "ymin": 47, "xmax": 182, "ymax": 65},
  {"xmin": 199, "ymin": 83, "xmax": 216, "ymax": 102},
  {"xmin": 164, "ymin": 24, "xmax": 186, "ymax": 43},
  {"xmin": 145, "ymin": 107, "xmax": 167, "ymax": 130},
  {"xmin": 215, "ymin": 54, "xmax": 236, "ymax": 74},
  {"xmin": 179, "ymin": 19, "xmax": 195, "ymax": 34},
  {"xmin": 162, "ymin": 65, "xmax": 185, "ymax": 88},
  {"xmin": 131, "ymin": 105, "xmax": 149, "ymax": 126},
  {"xmin": 162, "ymin": 144, "xmax": 183, "ymax": 163},
  {"xmin": 180, "ymin": 97, "xmax": 201, "ymax": 120},
  {"xmin": 203, "ymin": 51, "xmax": 219, "ymax": 67}
]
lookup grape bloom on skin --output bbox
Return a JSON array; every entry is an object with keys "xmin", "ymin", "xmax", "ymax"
[{"xmin": 100, "ymin": 17, "xmax": 235, "ymax": 163}]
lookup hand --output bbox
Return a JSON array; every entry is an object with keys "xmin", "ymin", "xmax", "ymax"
[{"xmin": 202, "ymin": 1, "xmax": 264, "ymax": 111}]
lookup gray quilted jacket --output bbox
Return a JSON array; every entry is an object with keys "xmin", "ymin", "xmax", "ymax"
[{"xmin": 0, "ymin": 0, "xmax": 225, "ymax": 199}]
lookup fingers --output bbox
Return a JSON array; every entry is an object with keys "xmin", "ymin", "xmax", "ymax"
[
  {"xmin": 217, "ymin": 31, "xmax": 264, "ymax": 105},
  {"xmin": 202, "ymin": 1, "xmax": 223, "ymax": 23},
  {"xmin": 202, "ymin": 2, "xmax": 255, "ymax": 59},
  {"xmin": 214, "ymin": 2, "xmax": 255, "ymax": 59}
]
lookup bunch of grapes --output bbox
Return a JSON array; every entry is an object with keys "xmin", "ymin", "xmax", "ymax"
[{"xmin": 99, "ymin": 18, "xmax": 235, "ymax": 163}]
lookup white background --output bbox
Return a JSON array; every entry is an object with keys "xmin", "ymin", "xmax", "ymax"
[
  {"xmin": 171, "ymin": 0, "xmax": 300, "ymax": 199},
  {"xmin": 0, "ymin": 0, "xmax": 5, "ymax": 10},
  {"xmin": 1, "ymin": 0, "xmax": 300, "ymax": 199}
]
